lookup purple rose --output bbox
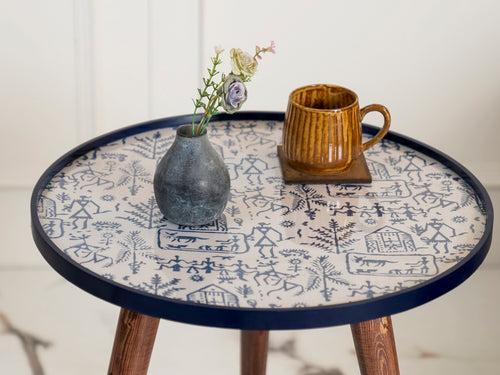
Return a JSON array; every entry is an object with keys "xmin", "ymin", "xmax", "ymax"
[{"xmin": 221, "ymin": 74, "xmax": 247, "ymax": 113}]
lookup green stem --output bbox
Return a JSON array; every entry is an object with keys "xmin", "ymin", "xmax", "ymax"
[
  {"xmin": 191, "ymin": 51, "xmax": 223, "ymax": 136},
  {"xmin": 196, "ymin": 77, "xmax": 225, "ymax": 135}
]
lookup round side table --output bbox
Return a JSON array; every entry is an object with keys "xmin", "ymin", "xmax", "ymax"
[{"xmin": 31, "ymin": 112, "xmax": 493, "ymax": 375}]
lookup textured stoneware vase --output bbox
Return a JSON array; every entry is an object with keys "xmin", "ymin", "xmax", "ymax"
[
  {"xmin": 282, "ymin": 84, "xmax": 391, "ymax": 174},
  {"xmin": 153, "ymin": 125, "xmax": 230, "ymax": 226}
]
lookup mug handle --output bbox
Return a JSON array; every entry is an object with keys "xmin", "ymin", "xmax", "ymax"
[{"xmin": 360, "ymin": 104, "xmax": 391, "ymax": 151}]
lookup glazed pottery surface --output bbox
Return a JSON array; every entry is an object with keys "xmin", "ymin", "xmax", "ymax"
[
  {"xmin": 282, "ymin": 84, "xmax": 391, "ymax": 174},
  {"xmin": 153, "ymin": 125, "xmax": 230, "ymax": 226}
]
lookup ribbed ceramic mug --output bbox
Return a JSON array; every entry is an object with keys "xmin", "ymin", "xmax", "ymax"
[{"xmin": 282, "ymin": 84, "xmax": 391, "ymax": 174}]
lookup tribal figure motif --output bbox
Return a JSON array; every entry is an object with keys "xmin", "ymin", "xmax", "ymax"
[{"xmin": 37, "ymin": 120, "xmax": 487, "ymax": 309}]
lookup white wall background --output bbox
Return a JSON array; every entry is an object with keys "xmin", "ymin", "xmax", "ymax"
[{"xmin": 1, "ymin": 0, "xmax": 499, "ymax": 188}]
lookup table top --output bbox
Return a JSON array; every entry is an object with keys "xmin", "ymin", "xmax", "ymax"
[{"xmin": 31, "ymin": 112, "xmax": 493, "ymax": 330}]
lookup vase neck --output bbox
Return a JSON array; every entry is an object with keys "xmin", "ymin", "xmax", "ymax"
[{"xmin": 176, "ymin": 124, "xmax": 207, "ymax": 139}]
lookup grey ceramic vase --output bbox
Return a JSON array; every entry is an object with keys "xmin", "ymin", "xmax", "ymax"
[{"xmin": 153, "ymin": 124, "xmax": 230, "ymax": 226}]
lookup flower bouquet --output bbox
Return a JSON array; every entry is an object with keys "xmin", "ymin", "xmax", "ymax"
[
  {"xmin": 154, "ymin": 42, "xmax": 275, "ymax": 225},
  {"xmin": 191, "ymin": 42, "xmax": 275, "ymax": 135}
]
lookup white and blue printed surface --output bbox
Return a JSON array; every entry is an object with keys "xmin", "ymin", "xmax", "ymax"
[{"xmin": 36, "ymin": 119, "xmax": 487, "ymax": 310}]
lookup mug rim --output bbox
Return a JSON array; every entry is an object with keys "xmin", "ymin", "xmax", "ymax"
[{"xmin": 289, "ymin": 84, "xmax": 359, "ymax": 113}]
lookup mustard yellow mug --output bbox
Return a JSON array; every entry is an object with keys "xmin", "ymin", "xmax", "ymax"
[{"xmin": 282, "ymin": 84, "xmax": 391, "ymax": 174}]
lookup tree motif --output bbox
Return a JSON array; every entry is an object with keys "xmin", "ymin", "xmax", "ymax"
[
  {"xmin": 117, "ymin": 231, "xmax": 153, "ymax": 274},
  {"xmin": 456, "ymin": 182, "xmax": 480, "ymax": 209},
  {"xmin": 306, "ymin": 256, "xmax": 349, "ymax": 302},
  {"xmin": 305, "ymin": 218, "xmax": 359, "ymax": 254},
  {"xmin": 409, "ymin": 223, "xmax": 426, "ymax": 236},
  {"xmin": 117, "ymin": 160, "xmax": 151, "ymax": 196},
  {"xmin": 288, "ymin": 185, "xmax": 327, "ymax": 220},
  {"xmin": 129, "ymin": 274, "xmax": 183, "ymax": 297},
  {"xmin": 127, "ymin": 131, "xmax": 171, "ymax": 160},
  {"xmin": 118, "ymin": 196, "xmax": 163, "ymax": 229},
  {"xmin": 91, "ymin": 221, "xmax": 122, "ymax": 232}
]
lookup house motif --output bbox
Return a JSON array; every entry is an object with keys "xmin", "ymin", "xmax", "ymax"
[
  {"xmin": 37, "ymin": 195, "xmax": 57, "ymax": 218},
  {"xmin": 365, "ymin": 226, "xmax": 416, "ymax": 253},
  {"xmin": 367, "ymin": 160, "xmax": 391, "ymax": 180},
  {"xmin": 187, "ymin": 284, "xmax": 239, "ymax": 307}
]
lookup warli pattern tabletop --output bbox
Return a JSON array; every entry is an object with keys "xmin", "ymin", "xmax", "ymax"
[{"xmin": 32, "ymin": 113, "xmax": 492, "ymax": 329}]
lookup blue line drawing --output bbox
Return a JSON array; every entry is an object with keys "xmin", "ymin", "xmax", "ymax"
[
  {"xmin": 279, "ymin": 248, "xmax": 311, "ymax": 273},
  {"xmin": 127, "ymin": 131, "xmax": 172, "ymax": 161},
  {"xmin": 239, "ymin": 187, "xmax": 290, "ymax": 218},
  {"xmin": 253, "ymin": 260, "xmax": 304, "ymax": 297},
  {"xmin": 326, "ymin": 180, "xmax": 411, "ymax": 199},
  {"xmin": 411, "ymin": 182, "xmax": 446, "ymax": 206},
  {"xmin": 235, "ymin": 284, "xmax": 254, "ymax": 298},
  {"xmin": 38, "ymin": 195, "xmax": 64, "ymax": 238},
  {"xmin": 116, "ymin": 231, "xmax": 153, "ymax": 274},
  {"xmin": 386, "ymin": 203, "xmax": 427, "ymax": 224},
  {"xmin": 91, "ymin": 221, "xmax": 122, "ymax": 232},
  {"xmin": 117, "ymin": 196, "xmax": 163, "ymax": 229},
  {"xmin": 249, "ymin": 223, "xmax": 283, "ymax": 258},
  {"xmin": 100, "ymin": 232, "xmax": 114, "ymax": 246},
  {"xmin": 69, "ymin": 162, "xmax": 115, "ymax": 190},
  {"xmin": 359, "ymin": 202, "xmax": 385, "ymax": 220},
  {"xmin": 365, "ymin": 226, "xmax": 417, "ymax": 253},
  {"xmin": 372, "ymin": 181, "xmax": 411, "ymax": 198},
  {"xmin": 64, "ymin": 234, "xmax": 113, "ymax": 267},
  {"xmin": 117, "ymin": 160, "xmax": 151, "ymax": 196},
  {"xmin": 157, "ymin": 228, "xmax": 249, "ymax": 254},
  {"xmin": 346, "ymin": 253, "xmax": 438, "ymax": 276},
  {"xmin": 41, "ymin": 218, "xmax": 64, "ymax": 239},
  {"xmin": 56, "ymin": 192, "xmax": 71, "ymax": 203},
  {"xmin": 388, "ymin": 150, "xmax": 427, "ymax": 181},
  {"xmin": 100, "ymin": 152, "xmax": 127, "ymax": 162},
  {"xmin": 176, "ymin": 215, "xmax": 228, "ymax": 232},
  {"xmin": 223, "ymin": 259, "xmax": 257, "ymax": 281},
  {"xmin": 367, "ymin": 159, "xmax": 391, "ymax": 179},
  {"xmin": 36, "ymin": 119, "xmax": 487, "ymax": 309},
  {"xmin": 233, "ymin": 154, "xmax": 269, "ymax": 185},
  {"xmin": 306, "ymin": 256, "xmax": 349, "ymax": 302},
  {"xmin": 156, "ymin": 255, "xmax": 226, "ymax": 276},
  {"xmin": 63, "ymin": 195, "xmax": 107, "ymax": 230},
  {"xmin": 411, "ymin": 218, "xmax": 459, "ymax": 254},
  {"xmin": 129, "ymin": 274, "xmax": 183, "ymax": 297},
  {"xmin": 287, "ymin": 185, "xmax": 328, "ymax": 220},
  {"xmin": 187, "ymin": 284, "xmax": 239, "ymax": 307},
  {"xmin": 304, "ymin": 218, "xmax": 359, "ymax": 254},
  {"xmin": 349, "ymin": 280, "xmax": 390, "ymax": 299}
]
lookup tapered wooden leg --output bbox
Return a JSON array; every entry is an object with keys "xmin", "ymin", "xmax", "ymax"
[
  {"xmin": 108, "ymin": 308, "xmax": 160, "ymax": 375},
  {"xmin": 241, "ymin": 330, "xmax": 269, "ymax": 375},
  {"xmin": 351, "ymin": 316, "xmax": 400, "ymax": 375}
]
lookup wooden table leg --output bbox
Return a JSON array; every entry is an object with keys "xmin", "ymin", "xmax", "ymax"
[
  {"xmin": 241, "ymin": 330, "xmax": 269, "ymax": 375},
  {"xmin": 351, "ymin": 316, "xmax": 400, "ymax": 375},
  {"xmin": 108, "ymin": 308, "xmax": 160, "ymax": 375}
]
